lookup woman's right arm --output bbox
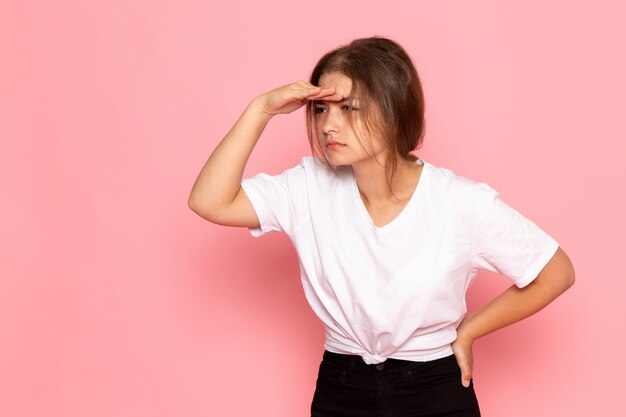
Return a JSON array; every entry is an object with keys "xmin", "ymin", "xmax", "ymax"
[{"xmin": 187, "ymin": 81, "xmax": 341, "ymax": 228}]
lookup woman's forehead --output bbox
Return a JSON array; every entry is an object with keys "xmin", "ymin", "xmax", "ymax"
[{"xmin": 318, "ymin": 72, "xmax": 352, "ymax": 92}]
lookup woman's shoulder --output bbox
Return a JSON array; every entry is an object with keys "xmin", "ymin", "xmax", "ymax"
[{"xmin": 423, "ymin": 160, "xmax": 498, "ymax": 199}]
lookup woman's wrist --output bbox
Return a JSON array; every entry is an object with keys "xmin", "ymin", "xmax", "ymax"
[
  {"xmin": 456, "ymin": 312, "xmax": 478, "ymax": 343},
  {"xmin": 246, "ymin": 96, "xmax": 274, "ymax": 123}
]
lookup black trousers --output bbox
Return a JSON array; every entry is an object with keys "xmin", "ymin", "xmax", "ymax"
[{"xmin": 311, "ymin": 350, "xmax": 481, "ymax": 417}]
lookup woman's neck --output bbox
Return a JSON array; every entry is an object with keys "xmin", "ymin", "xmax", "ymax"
[{"xmin": 352, "ymin": 158, "xmax": 423, "ymax": 205}]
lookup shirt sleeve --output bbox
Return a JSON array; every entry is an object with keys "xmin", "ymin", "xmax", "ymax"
[
  {"xmin": 240, "ymin": 160, "xmax": 308, "ymax": 238},
  {"xmin": 471, "ymin": 182, "xmax": 559, "ymax": 288}
]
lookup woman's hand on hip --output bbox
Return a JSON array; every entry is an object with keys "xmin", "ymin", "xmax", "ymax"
[{"xmin": 451, "ymin": 329, "xmax": 474, "ymax": 388}]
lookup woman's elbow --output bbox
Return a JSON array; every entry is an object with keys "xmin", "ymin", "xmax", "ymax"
[
  {"xmin": 535, "ymin": 246, "xmax": 575, "ymax": 294},
  {"xmin": 563, "ymin": 264, "xmax": 576, "ymax": 290},
  {"xmin": 559, "ymin": 248, "xmax": 576, "ymax": 290}
]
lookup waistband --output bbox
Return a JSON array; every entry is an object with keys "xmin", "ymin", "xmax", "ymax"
[{"xmin": 322, "ymin": 349, "xmax": 458, "ymax": 376}]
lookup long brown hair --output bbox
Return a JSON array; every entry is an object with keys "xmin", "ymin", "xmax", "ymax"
[{"xmin": 305, "ymin": 36, "xmax": 425, "ymax": 198}]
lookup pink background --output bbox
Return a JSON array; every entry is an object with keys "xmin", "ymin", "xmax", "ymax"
[{"xmin": 2, "ymin": 1, "xmax": 624, "ymax": 416}]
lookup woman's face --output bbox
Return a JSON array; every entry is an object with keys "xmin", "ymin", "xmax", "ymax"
[{"xmin": 314, "ymin": 72, "xmax": 388, "ymax": 167}]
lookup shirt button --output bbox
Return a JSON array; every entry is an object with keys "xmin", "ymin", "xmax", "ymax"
[{"xmin": 375, "ymin": 363, "xmax": 385, "ymax": 371}]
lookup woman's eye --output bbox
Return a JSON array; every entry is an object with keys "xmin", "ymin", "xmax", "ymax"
[
  {"xmin": 314, "ymin": 107, "xmax": 326, "ymax": 114},
  {"xmin": 342, "ymin": 105, "xmax": 358, "ymax": 111}
]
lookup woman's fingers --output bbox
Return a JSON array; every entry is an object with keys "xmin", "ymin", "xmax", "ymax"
[
  {"xmin": 452, "ymin": 346, "xmax": 468, "ymax": 386},
  {"xmin": 295, "ymin": 80, "xmax": 316, "ymax": 89},
  {"xmin": 458, "ymin": 358, "xmax": 472, "ymax": 388},
  {"xmin": 256, "ymin": 80, "xmax": 345, "ymax": 116},
  {"xmin": 307, "ymin": 88, "xmax": 344, "ymax": 102},
  {"xmin": 293, "ymin": 82, "xmax": 343, "ymax": 102},
  {"xmin": 308, "ymin": 93, "xmax": 343, "ymax": 102},
  {"xmin": 294, "ymin": 87, "xmax": 320, "ymax": 99},
  {"xmin": 451, "ymin": 333, "xmax": 474, "ymax": 388}
]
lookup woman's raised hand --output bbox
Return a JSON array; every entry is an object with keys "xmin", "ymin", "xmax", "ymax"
[
  {"xmin": 190, "ymin": 80, "xmax": 342, "ymax": 225},
  {"xmin": 255, "ymin": 80, "xmax": 344, "ymax": 117}
]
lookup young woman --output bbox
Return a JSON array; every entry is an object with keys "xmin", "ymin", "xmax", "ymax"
[{"xmin": 189, "ymin": 36, "xmax": 575, "ymax": 417}]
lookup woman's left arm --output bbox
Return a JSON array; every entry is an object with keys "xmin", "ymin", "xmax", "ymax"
[{"xmin": 451, "ymin": 246, "xmax": 575, "ymax": 387}]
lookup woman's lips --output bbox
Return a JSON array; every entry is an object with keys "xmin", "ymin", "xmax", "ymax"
[{"xmin": 325, "ymin": 142, "xmax": 346, "ymax": 150}]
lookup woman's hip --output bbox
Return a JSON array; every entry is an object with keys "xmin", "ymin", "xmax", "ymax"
[{"xmin": 311, "ymin": 350, "xmax": 481, "ymax": 417}]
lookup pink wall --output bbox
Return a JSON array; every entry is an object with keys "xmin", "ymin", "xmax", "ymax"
[{"xmin": 1, "ymin": 0, "xmax": 624, "ymax": 416}]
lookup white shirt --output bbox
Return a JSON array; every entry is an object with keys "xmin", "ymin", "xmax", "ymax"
[{"xmin": 240, "ymin": 156, "xmax": 559, "ymax": 364}]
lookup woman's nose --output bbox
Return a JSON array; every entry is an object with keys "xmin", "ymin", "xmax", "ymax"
[{"xmin": 322, "ymin": 108, "xmax": 342, "ymax": 135}]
